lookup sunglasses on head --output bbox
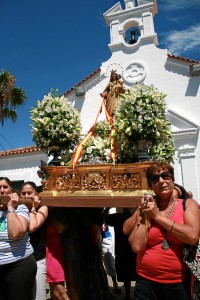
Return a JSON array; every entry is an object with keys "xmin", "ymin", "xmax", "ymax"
[
  {"xmin": 21, "ymin": 191, "xmax": 33, "ymax": 196},
  {"xmin": 149, "ymin": 171, "xmax": 172, "ymax": 184}
]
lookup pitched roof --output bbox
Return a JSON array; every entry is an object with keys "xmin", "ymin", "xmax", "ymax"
[
  {"xmin": 167, "ymin": 53, "xmax": 200, "ymax": 64},
  {"xmin": 0, "ymin": 146, "xmax": 41, "ymax": 157},
  {"xmin": 64, "ymin": 54, "xmax": 200, "ymax": 96},
  {"xmin": 64, "ymin": 68, "xmax": 101, "ymax": 96}
]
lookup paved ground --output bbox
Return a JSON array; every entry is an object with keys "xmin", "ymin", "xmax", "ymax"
[
  {"xmin": 46, "ymin": 278, "xmax": 135, "ymax": 299},
  {"xmin": 107, "ymin": 277, "xmax": 135, "ymax": 300}
]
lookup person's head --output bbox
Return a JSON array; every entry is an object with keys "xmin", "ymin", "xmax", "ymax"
[
  {"xmin": 146, "ymin": 162, "xmax": 174, "ymax": 198},
  {"xmin": 173, "ymin": 183, "xmax": 189, "ymax": 200},
  {"xmin": 0, "ymin": 177, "xmax": 12, "ymax": 195},
  {"xmin": 21, "ymin": 181, "xmax": 37, "ymax": 197},
  {"xmin": 187, "ymin": 191, "xmax": 193, "ymax": 198},
  {"xmin": 110, "ymin": 70, "xmax": 120, "ymax": 81}
]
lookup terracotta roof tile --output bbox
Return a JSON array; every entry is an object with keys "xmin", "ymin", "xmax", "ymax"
[
  {"xmin": 167, "ymin": 53, "xmax": 200, "ymax": 64},
  {"xmin": 64, "ymin": 68, "xmax": 101, "ymax": 96},
  {"xmin": 0, "ymin": 146, "xmax": 41, "ymax": 157}
]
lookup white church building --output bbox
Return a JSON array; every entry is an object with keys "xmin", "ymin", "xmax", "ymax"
[{"xmin": 0, "ymin": 0, "xmax": 200, "ymax": 200}]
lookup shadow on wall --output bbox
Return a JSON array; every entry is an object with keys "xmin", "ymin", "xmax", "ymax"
[
  {"xmin": 185, "ymin": 77, "xmax": 200, "ymax": 97},
  {"xmin": 164, "ymin": 61, "xmax": 200, "ymax": 97}
]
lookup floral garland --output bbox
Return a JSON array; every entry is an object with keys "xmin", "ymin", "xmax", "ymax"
[{"xmin": 30, "ymin": 90, "xmax": 82, "ymax": 155}]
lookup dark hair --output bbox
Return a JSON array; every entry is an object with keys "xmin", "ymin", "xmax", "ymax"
[
  {"xmin": 174, "ymin": 183, "xmax": 189, "ymax": 200},
  {"xmin": 174, "ymin": 183, "xmax": 189, "ymax": 210},
  {"xmin": 0, "ymin": 177, "xmax": 12, "ymax": 187},
  {"xmin": 146, "ymin": 162, "xmax": 174, "ymax": 187},
  {"xmin": 21, "ymin": 181, "xmax": 37, "ymax": 191}
]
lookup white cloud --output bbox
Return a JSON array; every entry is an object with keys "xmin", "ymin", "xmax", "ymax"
[
  {"xmin": 160, "ymin": 0, "xmax": 200, "ymax": 10},
  {"xmin": 165, "ymin": 24, "xmax": 200, "ymax": 53}
]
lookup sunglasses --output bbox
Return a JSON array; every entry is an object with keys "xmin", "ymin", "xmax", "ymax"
[
  {"xmin": 149, "ymin": 172, "xmax": 172, "ymax": 184},
  {"xmin": 21, "ymin": 191, "xmax": 33, "ymax": 196}
]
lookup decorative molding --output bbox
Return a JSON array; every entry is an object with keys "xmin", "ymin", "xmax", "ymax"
[
  {"xmin": 178, "ymin": 144, "xmax": 195, "ymax": 158},
  {"xmin": 167, "ymin": 110, "xmax": 198, "ymax": 132},
  {"xmin": 47, "ymin": 165, "xmax": 145, "ymax": 192},
  {"xmin": 172, "ymin": 129, "xmax": 197, "ymax": 139},
  {"xmin": 123, "ymin": 60, "xmax": 147, "ymax": 84}
]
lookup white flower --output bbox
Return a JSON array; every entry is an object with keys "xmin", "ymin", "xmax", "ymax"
[
  {"xmin": 81, "ymin": 121, "xmax": 112, "ymax": 163},
  {"xmin": 114, "ymin": 83, "xmax": 175, "ymax": 162},
  {"xmin": 30, "ymin": 90, "xmax": 82, "ymax": 156}
]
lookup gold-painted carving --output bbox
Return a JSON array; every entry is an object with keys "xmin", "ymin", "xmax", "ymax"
[
  {"xmin": 111, "ymin": 173, "xmax": 140, "ymax": 189},
  {"xmin": 56, "ymin": 173, "xmax": 81, "ymax": 190},
  {"xmin": 83, "ymin": 172, "xmax": 106, "ymax": 190}
]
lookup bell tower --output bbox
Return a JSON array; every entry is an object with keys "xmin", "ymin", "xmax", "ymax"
[
  {"xmin": 103, "ymin": 0, "xmax": 158, "ymax": 54},
  {"xmin": 124, "ymin": 0, "xmax": 135, "ymax": 9}
]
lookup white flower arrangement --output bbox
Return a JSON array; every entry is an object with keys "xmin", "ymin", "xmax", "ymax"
[
  {"xmin": 30, "ymin": 85, "xmax": 175, "ymax": 165},
  {"xmin": 80, "ymin": 120, "xmax": 112, "ymax": 163},
  {"xmin": 30, "ymin": 90, "xmax": 82, "ymax": 155},
  {"xmin": 114, "ymin": 83, "xmax": 175, "ymax": 162},
  {"xmin": 76, "ymin": 84, "xmax": 175, "ymax": 164}
]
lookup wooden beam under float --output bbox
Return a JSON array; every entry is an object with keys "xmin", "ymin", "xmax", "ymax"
[{"xmin": 0, "ymin": 192, "xmax": 144, "ymax": 208}]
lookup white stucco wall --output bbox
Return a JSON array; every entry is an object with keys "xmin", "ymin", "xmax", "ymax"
[
  {"xmin": 70, "ymin": 43, "xmax": 200, "ymax": 135},
  {"xmin": 0, "ymin": 152, "xmax": 48, "ymax": 187}
]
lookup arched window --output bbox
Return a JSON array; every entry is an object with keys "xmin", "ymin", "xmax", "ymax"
[{"xmin": 125, "ymin": 27, "xmax": 140, "ymax": 44}]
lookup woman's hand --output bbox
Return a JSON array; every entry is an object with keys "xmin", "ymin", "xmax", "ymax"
[
  {"xmin": 7, "ymin": 193, "xmax": 29, "ymax": 240},
  {"xmin": 140, "ymin": 195, "xmax": 159, "ymax": 220},
  {"xmin": 7, "ymin": 192, "xmax": 19, "ymax": 211},
  {"xmin": 27, "ymin": 195, "xmax": 41, "ymax": 214},
  {"xmin": 31, "ymin": 196, "xmax": 40, "ymax": 208}
]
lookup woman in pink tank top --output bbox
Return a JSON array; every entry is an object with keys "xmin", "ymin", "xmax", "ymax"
[{"xmin": 123, "ymin": 162, "xmax": 199, "ymax": 300}]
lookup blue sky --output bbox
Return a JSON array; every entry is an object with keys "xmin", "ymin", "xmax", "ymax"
[{"xmin": 0, "ymin": 0, "xmax": 200, "ymax": 151}]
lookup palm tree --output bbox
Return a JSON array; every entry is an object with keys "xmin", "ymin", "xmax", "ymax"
[{"xmin": 0, "ymin": 69, "xmax": 27, "ymax": 125}]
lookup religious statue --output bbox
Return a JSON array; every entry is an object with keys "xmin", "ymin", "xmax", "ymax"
[{"xmin": 101, "ymin": 70, "xmax": 126, "ymax": 117}]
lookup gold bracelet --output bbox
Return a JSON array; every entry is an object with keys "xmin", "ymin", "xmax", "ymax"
[
  {"xmin": 30, "ymin": 209, "xmax": 36, "ymax": 215},
  {"xmin": 169, "ymin": 221, "xmax": 175, "ymax": 233}
]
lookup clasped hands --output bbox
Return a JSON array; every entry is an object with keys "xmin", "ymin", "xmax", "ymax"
[
  {"xmin": 0, "ymin": 192, "xmax": 19, "ymax": 211},
  {"xmin": 26, "ymin": 195, "xmax": 41, "ymax": 211},
  {"xmin": 140, "ymin": 195, "xmax": 159, "ymax": 220}
]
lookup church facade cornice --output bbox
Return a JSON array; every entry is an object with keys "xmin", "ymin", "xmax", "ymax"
[
  {"xmin": 178, "ymin": 144, "xmax": 196, "ymax": 159},
  {"xmin": 104, "ymin": 2, "xmax": 155, "ymax": 26},
  {"xmin": 172, "ymin": 128, "xmax": 197, "ymax": 139}
]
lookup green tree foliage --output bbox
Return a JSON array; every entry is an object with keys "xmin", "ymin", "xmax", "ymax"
[{"xmin": 0, "ymin": 70, "xmax": 27, "ymax": 125}]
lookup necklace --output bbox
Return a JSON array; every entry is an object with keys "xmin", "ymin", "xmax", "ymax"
[{"xmin": 160, "ymin": 197, "xmax": 177, "ymax": 251}]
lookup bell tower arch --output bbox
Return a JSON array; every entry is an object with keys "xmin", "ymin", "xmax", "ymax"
[{"xmin": 103, "ymin": 0, "xmax": 158, "ymax": 53}]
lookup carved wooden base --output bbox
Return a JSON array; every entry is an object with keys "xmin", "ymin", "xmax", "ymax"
[{"xmin": 39, "ymin": 162, "xmax": 153, "ymax": 207}]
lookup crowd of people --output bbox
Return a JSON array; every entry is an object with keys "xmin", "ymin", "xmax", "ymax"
[{"xmin": 0, "ymin": 161, "xmax": 199, "ymax": 300}]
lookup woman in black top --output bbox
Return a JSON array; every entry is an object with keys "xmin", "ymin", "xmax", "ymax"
[{"xmin": 21, "ymin": 181, "xmax": 48, "ymax": 300}]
